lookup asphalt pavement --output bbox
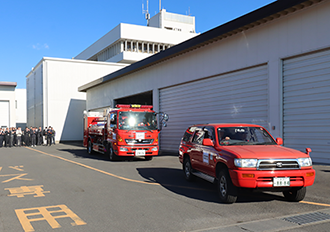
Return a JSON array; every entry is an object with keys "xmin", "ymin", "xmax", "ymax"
[{"xmin": 0, "ymin": 143, "xmax": 329, "ymax": 232}]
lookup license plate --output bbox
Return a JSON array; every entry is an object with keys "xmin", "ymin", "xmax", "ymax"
[
  {"xmin": 273, "ymin": 177, "xmax": 290, "ymax": 187},
  {"xmin": 135, "ymin": 132, "xmax": 145, "ymax": 140},
  {"xmin": 135, "ymin": 150, "xmax": 145, "ymax": 156}
]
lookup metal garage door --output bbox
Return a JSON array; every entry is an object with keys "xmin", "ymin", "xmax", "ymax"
[
  {"xmin": 159, "ymin": 65, "xmax": 269, "ymax": 151},
  {"xmin": 283, "ymin": 49, "xmax": 330, "ymax": 164},
  {"xmin": 0, "ymin": 101, "xmax": 9, "ymax": 128}
]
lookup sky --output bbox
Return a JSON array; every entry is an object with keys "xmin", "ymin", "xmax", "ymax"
[{"xmin": 0, "ymin": 0, "xmax": 276, "ymax": 89}]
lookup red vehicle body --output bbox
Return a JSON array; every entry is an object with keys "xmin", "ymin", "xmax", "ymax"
[
  {"xmin": 179, "ymin": 123, "xmax": 315, "ymax": 203},
  {"xmin": 83, "ymin": 104, "xmax": 168, "ymax": 161}
]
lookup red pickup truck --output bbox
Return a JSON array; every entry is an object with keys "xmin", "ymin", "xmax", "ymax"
[{"xmin": 179, "ymin": 123, "xmax": 315, "ymax": 203}]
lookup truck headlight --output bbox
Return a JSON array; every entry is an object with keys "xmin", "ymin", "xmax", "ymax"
[
  {"xmin": 234, "ymin": 159, "xmax": 258, "ymax": 168},
  {"xmin": 151, "ymin": 147, "xmax": 158, "ymax": 151},
  {"xmin": 119, "ymin": 147, "xmax": 128, "ymax": 152},
  {"xmin": 298, "ymin": 158, "xmax": 312, "ymax": 167}
]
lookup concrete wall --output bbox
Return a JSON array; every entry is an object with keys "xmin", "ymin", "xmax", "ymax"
[
  {"xmin": 75, "ymin": 23, "xmax": 198, "ymax": 60},
  {"xmin": 27, "ymin": 58, "xmax": 128, "ymax": 141},
  {"xmin": 0, "ymin": 84, "xmax": 16, "ymax": 127},
  {"xmin": 15, "ymin": 89, "xmax": 27, "ymax": 128}
]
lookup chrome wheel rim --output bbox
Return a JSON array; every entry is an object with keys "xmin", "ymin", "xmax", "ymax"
[
  {"xmin": 185, "ymin": 161, "xmax": 190, "ymax": 178},
  {"xmin": 220, "ymin": 176, "xmax": 227, "ymax": 197}
]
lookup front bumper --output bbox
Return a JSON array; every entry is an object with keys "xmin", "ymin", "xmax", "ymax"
[
  {"xmin": 114, "ymin": 145, "xmax": 159, "ymax": 157},
  {"xmin": 229, "ymin": 168, "xmax": 315, "ymax": 188}
]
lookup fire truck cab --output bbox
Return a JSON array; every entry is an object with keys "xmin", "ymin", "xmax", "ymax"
[{"xmin": 83, "ymin": 104, "xmax": 168, "ymax": 161}]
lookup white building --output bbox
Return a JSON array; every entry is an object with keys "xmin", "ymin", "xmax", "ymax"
[
  {"xmin": 26, "ymin": 10, "xmax": 198, "ymax": 142},
  {"xmin": 79, "ymin": 0, "xmax": 330, "ymax": 164},
  {"xmin": 0, "ymin": 82, "xmax": 26, "ymax": 128}
]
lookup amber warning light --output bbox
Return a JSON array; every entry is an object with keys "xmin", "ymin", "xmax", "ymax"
[{"xmin": 116, "ymin": 104, "xmax": 153, "ymax": 109}]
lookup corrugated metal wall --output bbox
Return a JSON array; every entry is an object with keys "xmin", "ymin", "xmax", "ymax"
[
  {"xmin": 283, "ymin": 49, "xmax": 330, "ymax": 164},
  {"xmin": 159, "ymin": 65, "xmax": 269, "ymax": 151}
]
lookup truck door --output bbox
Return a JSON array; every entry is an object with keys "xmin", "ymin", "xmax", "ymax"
[
  {"xmin": 190, "ymin": 129, "xmax": 205, "ymax": 172},
  {"xmin": 199, "ymin": 127, "xmax": 217, "ymax": 177},
  {"xmin": 107, "ymin": 113, "xmax": 117, "ymax": 144}
]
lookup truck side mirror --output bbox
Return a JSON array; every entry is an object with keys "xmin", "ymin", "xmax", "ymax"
[
  {"xmin": 202, "ymin": 138, "xmax": 214, "ymax": 146},
  {"xmin": 276, "ymin": 138, "xmax": 283, "ymax": 145},
  {"xmin": 306, "ymin": 148, "xmax": 312, "ymax": 155},
  {"xmin": 158, "ymin": 112, "xmax": 169, "ymax": 130}
]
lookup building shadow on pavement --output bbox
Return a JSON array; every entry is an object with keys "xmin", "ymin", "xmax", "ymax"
[{"xmin": 137, "ymin": 167, "xmax": 288, "ymax": 204}]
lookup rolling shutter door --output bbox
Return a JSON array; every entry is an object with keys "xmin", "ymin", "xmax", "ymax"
[
  {"xmin": 159, "ymin": 65, "xmax": 268, "ymax": 151},
  {"xmin": 0, "ymin": 101, "xmax": 9, "ymax": 128},
  {"xmin": 283, "ymin": 49, "xmax": 330, "ymax": 164}
]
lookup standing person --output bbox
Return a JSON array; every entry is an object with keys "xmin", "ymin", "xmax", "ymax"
[
  {"xmin": 24, "ymin": 128, "xmax": 30, "ymax": 147},
  {"xmin": 37, "ymin": 127, "xmax": 43, "ymax": 146},
  {"xmin": 16, "ymin": 127, "xmax": 22, "ymax": 147},
  {"xmin": 29, "ymin": 127, "xmax": 34, "ymax": 147},
  {"xmin": 47, "ymin": 126, "xmax": 53, "ymax": 146},
  {"xmin": 9, "ymin": 128, "xmax": 14, "ymax": 148},
  {"xmin": 0, "ymin": 128, "xmax": 4, "ymax": 148},
  {"xmin": 51, "ymin": 127, "xmax": 56, "ymax": 145},
  {"xmin": 31, "ymin": 127, "xmax": 37, "ymax": 147},
  {"xmin": 43, "ymin": 127, "xmax": 47, "ymax": 145},
  {"xmin": 12, "ymin": 127, "xmax": 17, "ymax": 146},
  {"xmin": 5, "ymin": 128, "xmax": 10, "ymax": 147}
]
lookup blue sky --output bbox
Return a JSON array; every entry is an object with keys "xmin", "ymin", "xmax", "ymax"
[{"xmin": 0, "ymin": 0, "xmax": 275, "ymax": 89}]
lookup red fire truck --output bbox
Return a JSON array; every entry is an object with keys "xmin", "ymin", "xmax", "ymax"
[{"xmin": 83, "ymin": 104, "xmax": 168, "ymax": 161}]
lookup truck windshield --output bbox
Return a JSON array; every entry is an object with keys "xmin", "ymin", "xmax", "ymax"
[
  {"xmin": 217, "ymin": 127, "xmax": 276, "ymax": 146},
  {"xmin": 118, "ymin": 111, "xmax": 157, "ymax": 130}
]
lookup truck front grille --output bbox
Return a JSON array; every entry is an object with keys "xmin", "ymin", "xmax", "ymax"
[
  {"xmin": 257, "ymin": 159, "xmax": 300, "ymax": 170},
  {"xmin": 125, "ymin": 139, "xmax": 154, "ymax": 145}
]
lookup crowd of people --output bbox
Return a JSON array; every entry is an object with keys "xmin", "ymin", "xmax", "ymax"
[{"xmin": 0, "ymin": 126, "xmax": 56, "ymax": 148}]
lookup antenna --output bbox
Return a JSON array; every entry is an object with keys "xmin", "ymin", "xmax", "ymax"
[
  {"xmin": 142, "ymin": 0, "xmax": 150, "ymax": 26},
  {"xmin": 159, "ymin": 0, "xmax": 161, "ymax": 12}
]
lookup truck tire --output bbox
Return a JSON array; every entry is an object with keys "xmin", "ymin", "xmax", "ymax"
[
  {"xmin": 87, "ymin": 140, "xmax": 94, "ymax": 154},
  {"xmin": 183, "ymin": 157, "xmax": 195, "ymax": 181},
  {"xmin": 107, "ymin": 144, "xmax": 116, "ymax": 161},
  {"xmin": 217, "ymin": 169, "xmax": 237, "ymax": 204},
  {"xmin": 283, "ymin": 187, "xmax": 306, "ymax": 202}
]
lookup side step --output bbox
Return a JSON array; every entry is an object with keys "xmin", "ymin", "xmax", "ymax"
[{"xmin": 192, "ymin": 171, "xmax": 215, "ymax": 183}]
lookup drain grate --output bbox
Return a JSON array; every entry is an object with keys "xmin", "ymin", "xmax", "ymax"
[{"xmin": 282, "ymin": 212, "xmax": 330, "ymax": 225}]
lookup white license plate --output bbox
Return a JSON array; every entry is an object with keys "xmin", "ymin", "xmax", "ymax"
[
  {"xmin": 273, "ymin": 177, "xmax": 290, "ymax": 187},
  {"xmin": 135, "ymin": 150, "xmax": 145, "ymax": 156},
  {"xmin": 135, "ymin": 132, "xmax": 145, "ymax": 140}
]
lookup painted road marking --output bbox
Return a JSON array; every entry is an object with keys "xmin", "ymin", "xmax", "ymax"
[
  {"xmin": 9, "ymin": 165, "xmax": 25, "ymax": 171},
  {"xmin": 15, "ymin": 204, "xmax": 86, "ymax": 232},
  {"xmin": 0, "ymin": 173, "xmax": 33, "ymax": 183},
  {"xmin": 5, "ymin": 185, "xmax": 50, "ymax": 198},
  {"xmin": 300, "ymin": 201, "xmax": 330, "ymax": 207}
]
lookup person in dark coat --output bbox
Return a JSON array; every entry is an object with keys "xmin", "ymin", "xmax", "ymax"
[
  {"xmin": 0, "ymin": 128, "xmax": 4, "ymax": 148},
  {"xmin": 24, "ymin": 128, "xmax": 30, "ymax": 147},
  {"xmin": 5, "ymin": 128, "xmax": 10, "ymax": 147},
  {"xmin": 9, "ymin": 128, "xmax": 15, "ymax": 147},
  {"xmin": 47, "ymin": 126, "xmax": 53, "ymax": 146},
  {"xmin": 31, "ymin": 127, "xmax": 37, "ymax": 147},
  {"xmin": 37, "ymin": 127, "xmax": 43, "ymax": 146}
]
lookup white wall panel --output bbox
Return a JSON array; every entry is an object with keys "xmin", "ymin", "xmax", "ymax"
[
  {"xmin": 159, "ymin": 65, "xmax": 268, "ymax": 151},
  {"xmin": 0, "ymin": 101, "xmax": 9, "ymax": 128},
  {"xmin": 283, "ymin": 49, "xmax": 330, "ymax": 164}
]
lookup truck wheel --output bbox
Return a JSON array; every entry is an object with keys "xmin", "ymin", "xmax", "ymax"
[
  {"xmin": 217, "ymin": 169, "xmax": 237, "ymax": 204},
  {"xmin": 108, "ymin": 145, "xmax": 116, "ymax": 161},
  {"xmin": 87, "ymin": 140, "xmax": 93, "ymax": 154},
  {"xmin": 183, "ymin": 157, "xmax": 195, "ymax": 181},
  {"xmin": 145, "ymin": 156, "xmax": 153, "ymax": 161},
  {"xmin": 283, "ymin": 187, "xmax": 306, "ymax": 202}
]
